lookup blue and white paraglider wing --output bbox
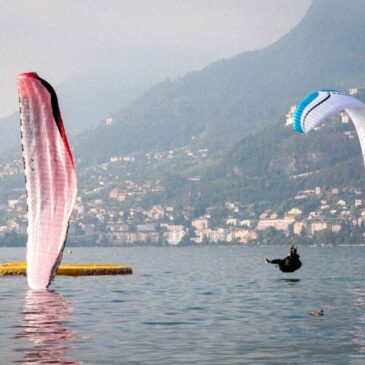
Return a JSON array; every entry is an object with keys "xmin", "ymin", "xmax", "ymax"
[{"xmin": 293, "ymin": 90, "xmax": 365, "ymax": 164}]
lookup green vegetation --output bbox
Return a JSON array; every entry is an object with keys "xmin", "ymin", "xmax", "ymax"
[{"xmin": 146, "ymin": 118, "xmax": 365, "ymax": 216}]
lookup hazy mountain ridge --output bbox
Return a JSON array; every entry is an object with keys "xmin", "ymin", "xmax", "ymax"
[
  {"xmin": 0, "ymin": 113, "xmax": 21, "ymax": 161},
  {"xmin": 76, "ymin": 0, "xmax": 365, "ymax": 162}
]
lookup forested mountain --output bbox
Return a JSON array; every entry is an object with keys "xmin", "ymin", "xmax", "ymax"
[
  {"xmin": 76, "ymin": 0, "xmax": 365, "ymax": 163},
  {"xmin": 158, "ymin": 118, "xmax": 365, "ymax": 214}
]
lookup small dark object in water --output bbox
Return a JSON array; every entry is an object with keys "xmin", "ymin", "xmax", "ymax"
[
  {"xmin": 279, "ymin": 278, "xmax": 300, "ymax": 283},
  {"xmin": 266, "ymin": 245, "xmax": 302, "ymax": 273},
  {"xmin": 311, "ymin": 309, "xmax": 324, "ymax": 317}
]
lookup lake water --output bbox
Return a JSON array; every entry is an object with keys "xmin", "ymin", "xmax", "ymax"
[{"xmin": 0, "ymin": 246, "xmax": 364, "ymax": 364}]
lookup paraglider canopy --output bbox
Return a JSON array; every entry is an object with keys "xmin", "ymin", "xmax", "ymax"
[
  {"xmin": 293, "ymin": 89, "xmax": 365, "ymax": 164},
  {"xmin": 17, "ymin": 72, "xmax": 77, "ymax": 290}
]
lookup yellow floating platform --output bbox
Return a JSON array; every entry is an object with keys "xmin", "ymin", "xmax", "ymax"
[{"xmin": 0, "ymin": 262, "xmax": 133, "ymax": 276}]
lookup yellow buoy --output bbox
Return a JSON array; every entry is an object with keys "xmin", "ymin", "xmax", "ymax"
[{"xmin": 0, "ymin": 262, "xmax": 133, "ymax": 276}]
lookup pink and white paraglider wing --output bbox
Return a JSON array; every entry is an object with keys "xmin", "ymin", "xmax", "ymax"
[{"xmin": 17, "ymin": 72, "xmax": 77, "ymax": 290}]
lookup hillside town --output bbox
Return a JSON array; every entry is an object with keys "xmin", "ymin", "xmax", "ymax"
[
  {"xmin": 1, "ymin": 86, "xmax": 364, "ymax": 246},
  {"xmin": 1, "ymin": 155, "xmax": 364, "ymax": 246}
]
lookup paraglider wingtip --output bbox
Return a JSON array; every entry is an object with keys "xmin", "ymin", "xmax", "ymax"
[{"xmin": 18, "ymin": 72, "xmax": 38, "ymax": 79}]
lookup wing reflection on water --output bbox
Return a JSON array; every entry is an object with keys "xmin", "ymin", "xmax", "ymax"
[{"xmin": 15, "ymin": 290, "xmax": 80, "ymax": 365}]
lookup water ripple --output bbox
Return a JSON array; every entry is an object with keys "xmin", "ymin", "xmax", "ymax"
[{"xmin": 0, "ymin": 246, "xmax": 364, "ymax": 364}]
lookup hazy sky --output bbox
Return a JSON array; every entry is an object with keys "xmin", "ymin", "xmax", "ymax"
[{"xmin": 0, "ymin": 0, "xmax": 311, "ymax": 118}]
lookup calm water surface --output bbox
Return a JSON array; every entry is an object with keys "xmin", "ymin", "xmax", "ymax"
[{"xmin": 0, "ymin": 246, "xmax": 364, "ymax": 364}]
